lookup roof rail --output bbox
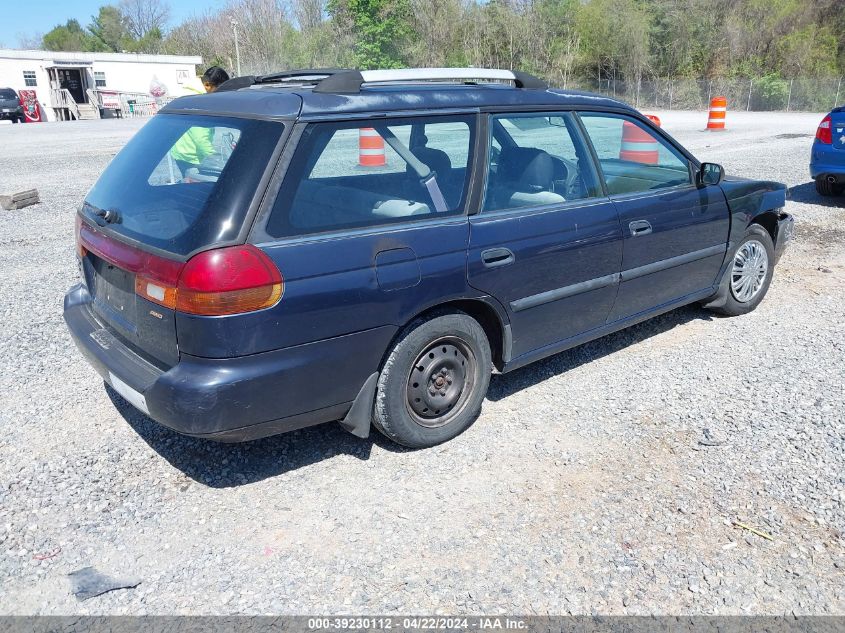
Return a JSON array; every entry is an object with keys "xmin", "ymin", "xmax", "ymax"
[
  {"xmin": 313, "ymin": 68, "xmax": 547, "ymax": 93},
  {"xmin": 257, "ymin": 68, "xmax": 351, "ymax": 84},
  {"xmin": 216, "ymin": 68, "xmax": 351, "ymax": 92}
]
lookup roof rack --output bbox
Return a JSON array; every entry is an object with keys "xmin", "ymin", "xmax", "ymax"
[
  {"xmin": 216, "ymin": 68, "xmax": 350, "ymax": 92},
  {"xmin": 313, "ymin": 68, "xmax": 547, "ymax": 93},
  {"xmin": 216, "ymin": 67, "xmax": 548, "ymax": 94},
  {"xmin": 258, "ymin": 68, "xmax": 351, "ymax": 84}
]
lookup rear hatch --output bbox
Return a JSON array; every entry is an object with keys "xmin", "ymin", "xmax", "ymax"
[
  {"xmin": 831, "ymin": 107, "xmax": 845, "ymax": 151},
  {"xmin": 78, "ymin": 113, "xmax": 284, "ymax": 367}
]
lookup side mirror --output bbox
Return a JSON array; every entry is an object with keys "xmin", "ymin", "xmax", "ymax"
[{"xmin": 698, "ymin": 162, "xmax": 724, "ymax": 186}]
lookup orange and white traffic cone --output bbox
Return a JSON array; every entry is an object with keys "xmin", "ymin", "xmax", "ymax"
[
  {"xmin": 707, "ymin": 96, "xmax": 727, "ymax": 131},
  {"xmin": 619, "ymin": 121, "xmax": 659, "ymax": 165},
  {"xmin": 358, "ymin": 127, "xmax": 386, "ymax": 167}
]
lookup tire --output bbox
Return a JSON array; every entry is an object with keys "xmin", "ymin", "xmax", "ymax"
[
  {"xmin": 373, "ymin": 310, "xmax": 492, "ymax": 448},
  {"xmin": 815, "ymin": 176, "xmax": 843, "ymax": 196},
  {"xmin": 710, "ymin": 224, "xmax": 775, "ymax": 316}
]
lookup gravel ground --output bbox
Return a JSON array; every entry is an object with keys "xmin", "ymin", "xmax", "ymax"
[{"xmin": 0, "ymin": 111, "xmax": 843, "ymax": 615}]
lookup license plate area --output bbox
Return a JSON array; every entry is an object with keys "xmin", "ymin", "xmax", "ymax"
[{"xmin": 90, "ymin": 255, "xmax": 137, "ymax": 336}]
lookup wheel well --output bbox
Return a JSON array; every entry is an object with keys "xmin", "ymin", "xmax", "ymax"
[
  {"xmin": 750, "ymin": 211, "xmax": 778, "ymax": 242},
  {"xmin": 409, "ymin": 300, "xmax": 507, "ymax": 371}
]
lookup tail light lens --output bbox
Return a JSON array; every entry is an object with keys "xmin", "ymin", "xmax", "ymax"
[
  {"xmin": 816, "ymin": 115, "xmax": 832, "ymax": 144},
  {"xmin": 174, "ymin": 246, "xmax": 283, "ymax": 316},
  {"xmin": 79, "ymin": 219, "xmax": 283, "ymax": 316}
]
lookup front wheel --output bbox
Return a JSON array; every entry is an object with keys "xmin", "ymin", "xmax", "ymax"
[
  {"xmin": 373, "ymin": 310, "xmax": 491, "ymax": 448},
  {"xmin": 709, "ymin": 224, "xmax": 775, "ymax": 316}
]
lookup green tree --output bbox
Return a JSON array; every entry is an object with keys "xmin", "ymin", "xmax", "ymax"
[
  {"xmin": 88, "ymin": 6, "xmax": 132, "ymax": 52},
  {"xmin": 42, "ymin": 19, "xmax": 95, "ymax": 51},
  {"xmin": 576, "ymin": 0, "xmax": 651, "ymax": 84},
  {"xmin": 327, "ymin": 0, "xmax": 412, "ymax": 69}
]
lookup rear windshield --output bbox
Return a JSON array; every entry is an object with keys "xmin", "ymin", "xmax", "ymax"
[
  {"xmin": 83, "ymin": 114, "xmax": 284, "ymax": 256},
  {"xmin": 0, "ymin": 89, "xmax": 17, "ymax": 100}
]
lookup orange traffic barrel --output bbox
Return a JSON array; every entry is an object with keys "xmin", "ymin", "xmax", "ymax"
[
  {"xmin": 645, "ymin": 114, "xmax": 661, "ymax": 127},
  {"xmin": 359, "ymin": 127, "xmax": 386, "ymax": 167},
  {"xmin": 707, "ymin": 96, "xmax": 727, "ymax": 130},
  {"xmin": 619, "ymin": 121, "xmax": 659, "ymax": 165}
]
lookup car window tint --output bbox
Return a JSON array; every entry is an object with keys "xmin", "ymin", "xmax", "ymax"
[
  {"xmin": 483, "ymin": 113, "xmax": 598, "ymax": 212},
  {"xmin": 148, "ymin": 126, "xmax": 242, "ymax": 186},
  {"xmin": 310, "ymin": 127, "xmax": 411, "ymax": 178},
  {"xmin": 579, "ymin": 114, "xmax": 692, "ymax": 195},
  {"xmin": 83, "ymin": 114, "xmax": 283, "ymax": 256},
  {"xmin": 266, "ymin": 116, "xmax": 474, "ymax": 238}
]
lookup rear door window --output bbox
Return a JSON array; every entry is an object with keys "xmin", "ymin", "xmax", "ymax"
[
  {"xmin": 265, "ymin": 115, "xmax": 475, "ymax": 238},
  {"xmin": 578, "ymin": 113, "xmax": 692, "ymax": 195},
  {"xmin": 83, "ymin": 114, "xmax": 284, "ymax": 256}
]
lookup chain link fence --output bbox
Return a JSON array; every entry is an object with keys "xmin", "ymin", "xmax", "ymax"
[{"xmin": 561, "ymin": 77, "xmax": 844, "ymax": 112}]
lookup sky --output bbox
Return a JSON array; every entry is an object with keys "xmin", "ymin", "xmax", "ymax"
[{"xmin": 0, "ymin": 0, "xmax": 223, "ymax": 48}]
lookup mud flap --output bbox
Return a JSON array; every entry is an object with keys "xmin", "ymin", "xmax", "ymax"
[
  {"xmin": 701, "ymin": 266, "xmax": 730, "ymax": 309},
  {"xmin": 339, "ymin": 372, "xmax": 378, "ymax": 438}
]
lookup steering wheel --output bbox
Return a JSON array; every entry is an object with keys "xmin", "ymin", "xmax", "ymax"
[{"xmin": 551, "ymin": 156, "xmax": 583, "ymax": 198}]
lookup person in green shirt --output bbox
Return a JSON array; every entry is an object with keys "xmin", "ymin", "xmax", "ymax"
[
  {"xmin": 171, "ymin": 126, "xmax": 216, "ymax": 177},
  {"xmin": 170, "ymin": 66, "xmax": 230, "ymax": 178}
]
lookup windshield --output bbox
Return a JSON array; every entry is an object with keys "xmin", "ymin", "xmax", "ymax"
[
  {"xmin": 0, "ymin": 89, "xmax": 17, "ymax": 100},
  {"xmin": 83, "ymin": 114, "xmax": 284, "ymax": 256}
]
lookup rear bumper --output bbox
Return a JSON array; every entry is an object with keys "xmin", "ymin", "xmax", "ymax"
[
  {"xmin": 809, "ymin": 143, "xmax": 845, "ymax": 180},
  {"xmin": 774, "ymin": 211, "xmax": 794, "ymax": 265},
  {"xmin": 63, "ymin": 284, "xmax": 394, "ymax": 442}
]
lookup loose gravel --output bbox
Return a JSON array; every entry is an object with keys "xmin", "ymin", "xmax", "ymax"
[{"xmin": 0, "ymin": 112, "xmax": 843, "ymax": 615}]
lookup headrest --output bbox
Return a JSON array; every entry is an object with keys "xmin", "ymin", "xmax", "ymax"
[
  {"xmin": 407, "ymin": 145, "xmax": 452, "ymax": 178},
  {"xmin": 497, "ymin": 147, "xmax": 554, "ymax": 191}
]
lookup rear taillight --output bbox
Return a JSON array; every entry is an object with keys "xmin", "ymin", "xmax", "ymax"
[
  {"xmin": 174, "ymin": 245, "xmax": 283, "ymax": 316},
  {"xmin": 79, "ymin": 220, "xmax": 282, "ymax": 316},
  {"xmin": 816, "ymin": 115, "xmax": 832, "ymax": 144}
]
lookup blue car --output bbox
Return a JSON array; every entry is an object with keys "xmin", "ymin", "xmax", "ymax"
[
  {"xmin": 63, "ymin": 68, "xmax": 793, "ymax": 448},
  {"xmin": 810, "ymin": 106, "xmax": 845, "ymax": 195}
]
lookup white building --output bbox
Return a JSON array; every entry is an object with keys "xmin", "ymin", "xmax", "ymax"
[{"xmin": 0, "ymin": 49, "xmax": 203, "ymax": 122}]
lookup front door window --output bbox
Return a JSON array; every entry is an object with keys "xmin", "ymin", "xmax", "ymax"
[{"xmin": 578, "ymin": 114, "xmax": 692, "ymax": 195}]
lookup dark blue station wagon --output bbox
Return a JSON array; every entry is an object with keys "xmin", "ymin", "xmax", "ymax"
[{"xmin": 64, "ymin": 68, "xmax": 794, "ymax": 448}]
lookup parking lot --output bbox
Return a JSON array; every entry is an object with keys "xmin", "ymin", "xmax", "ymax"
[{"xmin": 0, "ymin": 111, "xmax": 843, "ymax": 614}]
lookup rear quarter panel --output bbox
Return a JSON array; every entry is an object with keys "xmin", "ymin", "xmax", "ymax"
[{"xmin": 174, "ymin": 220, "xmax": 481, "ymax": 359}]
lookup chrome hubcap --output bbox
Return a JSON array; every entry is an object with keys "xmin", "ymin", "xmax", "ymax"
[
  {"xmin": 406, "ymin": 337, "xmax": 476, "ymax": 428},
  {"xmin": 731, "ymin": 239, "xmax": 768, "ymax": 303}
]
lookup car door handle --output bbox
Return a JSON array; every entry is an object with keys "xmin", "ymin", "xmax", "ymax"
[
  {"xmin": 481, "ymin": 247, "xmax": 515, "ymax": 268},
  {"xmin": 629, "ymin": 220, "xmax": 652, "ymax": 236}
]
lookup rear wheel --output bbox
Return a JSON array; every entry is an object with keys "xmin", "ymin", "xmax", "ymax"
[
  {"xmin": 373, "ymin": 310, "xmax": 491, "ymax": 448},
  {"xmin": 709, "ymin": 224, "xmax": 774, "ymax": 316},
  {"xmin": 815, "ymin": 176, "xmax": 843, "ymax": 196}
]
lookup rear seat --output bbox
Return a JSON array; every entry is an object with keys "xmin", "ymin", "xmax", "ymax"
[{"xmin": 291, "ymin": 181, "xmax": 431, "ymax": 229}]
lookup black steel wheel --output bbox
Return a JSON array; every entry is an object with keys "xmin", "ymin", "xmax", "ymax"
[
  {"xmin": 373, "ymin": 310, "xmax": 491, "ymax": 448},
  {"xmin": 405, "ymin": 336, "xmax": 477, "ymax": 428}
]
